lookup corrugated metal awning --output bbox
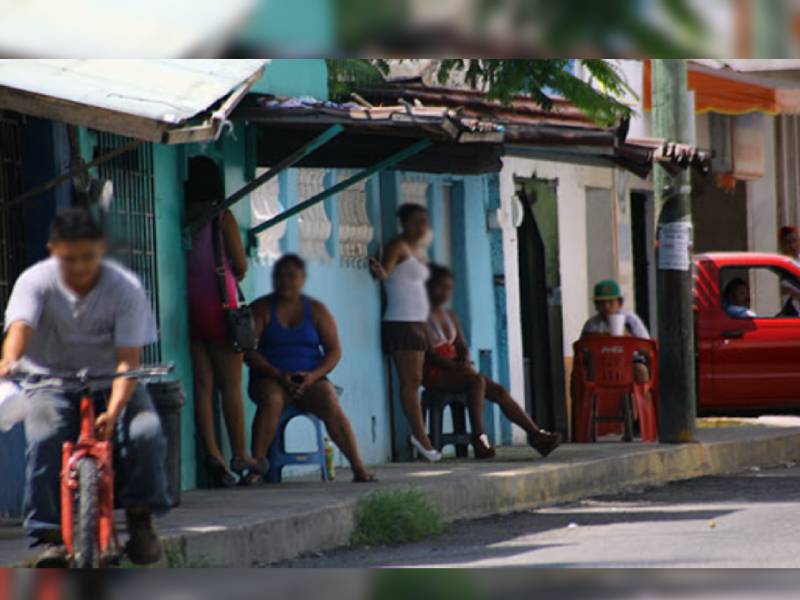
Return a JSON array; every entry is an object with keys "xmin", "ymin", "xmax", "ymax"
[
  {"xmin": 361, "ymin": 82, "xmax": 711, "ymax": 178},
  {"xmin": 0, "ymin": 59, "xmax": 268, "ymax": 143},
  {"xmin": 234, "ymin": 95, "xmax": 505, "ymax": 174}
]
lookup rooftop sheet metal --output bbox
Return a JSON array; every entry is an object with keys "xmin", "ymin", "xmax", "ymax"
[
  {"xmin": 0, "ymin": 0, "xmax": 255, "ymax": 58},
  {"xmin": 0, "ymin": 59, "xmax": 268, "ymax": 126},
  {"xmin": 362, "ymin": 83, "xmax": 711, "ymax": 177}
]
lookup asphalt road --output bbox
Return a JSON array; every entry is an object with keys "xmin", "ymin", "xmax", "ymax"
[{"xmin": 281, "ymin": 463, "xmax": 800, "ymax": 568}]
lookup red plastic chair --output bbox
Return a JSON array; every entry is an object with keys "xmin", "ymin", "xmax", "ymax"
[{"xmin": 571, "ymin": 336, "xmax": 659, "ymax": 443}]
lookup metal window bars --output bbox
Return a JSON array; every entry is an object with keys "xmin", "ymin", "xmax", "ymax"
[
  {"xmin": 95, "ymin": 132, "xmax": 162, "ymax": 363},
  {"xmin": 0, "ymin": 111, "xmax": 26, "ymax": 324}
]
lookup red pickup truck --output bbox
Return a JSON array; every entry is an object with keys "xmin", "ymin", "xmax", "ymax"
[{"xmin": 695, "ymin": 252, "xmax": 800, "ymax": 414}]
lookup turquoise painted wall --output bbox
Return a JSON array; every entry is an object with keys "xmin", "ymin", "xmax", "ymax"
[
  {"xmin": 152, "ymin": 144, "xmax": 197, "ymax": 490},
  {"xmin": 443, "ymin": 175, "xmax": 505, "ymax": 443},
  {"xmin": 378, "ymin": 171, "xmax": 507, "ymax": 451},
  {"xmin": 250, "ymin": 60, "xmax": 329, "ymax": 100},
  {"xmin": 240, "ymin": 1, "xmax": 335, "ymax": 55},
  {"xmin": 247, "ymin": 169, "xmax": 392, "ymax": 467}
]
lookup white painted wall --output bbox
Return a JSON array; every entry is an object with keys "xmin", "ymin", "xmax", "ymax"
[
  {"xmin": 499, "ymin": 156, "xmax": 651, "ymax": 441},
  {"xmin": 747, "ymin": 114, "xmax": 780, "ymax": 313}
]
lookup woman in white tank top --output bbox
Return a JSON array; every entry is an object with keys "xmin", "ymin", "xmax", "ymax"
[{"xmin": 370, "ymin": 203, "xmax": 441, "ymax": 462}]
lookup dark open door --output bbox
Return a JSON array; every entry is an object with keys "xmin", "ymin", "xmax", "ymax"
[
  {"xmin": 516, "ymin": 177, "xmax": 567, "ymax": 436},
  {"xmin": 630, "ymin": 191, "xmax": 653, "ymax": 331}
]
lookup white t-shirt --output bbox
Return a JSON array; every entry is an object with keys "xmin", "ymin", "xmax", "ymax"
[{"xmin": 580, "ymin": 310, "xmax": 650, "ymax": 339}]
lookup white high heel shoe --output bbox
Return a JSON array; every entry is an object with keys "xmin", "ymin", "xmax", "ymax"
[{"xmin": 410, "ymin": 435, "xmax": 442, "ymax": 462}]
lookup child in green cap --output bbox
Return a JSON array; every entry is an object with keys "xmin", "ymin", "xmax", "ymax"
[{"xmin": 579, "ymin": 279, "xmax": 651, "ymax": 385}]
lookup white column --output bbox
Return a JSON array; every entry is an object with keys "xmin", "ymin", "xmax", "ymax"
[
  {"xmin": 747, "ymin": 114, "xmax": 779, "ymax": 313},
  {"xmin": 250, "ymin": 170, "xmax": 285, "ymax": 264},
  {"xmin": 338, "ymin": 171, "xmax": 374, "ymax": 267},
  {"xmin": 297, "ymin": 168, "xmax": 332, "ymax": 261}
]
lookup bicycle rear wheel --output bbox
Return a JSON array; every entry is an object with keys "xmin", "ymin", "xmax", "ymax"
[{"xmin": 75, "ymin": 458, "xmax": 99, "ymax": 568}]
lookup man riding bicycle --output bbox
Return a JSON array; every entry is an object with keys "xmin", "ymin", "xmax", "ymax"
[{"xmin": 0, "ymin": 207, "xmax": 170, "ymax": 567}]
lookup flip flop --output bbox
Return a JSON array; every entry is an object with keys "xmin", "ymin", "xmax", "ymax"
[
  {"xmin": 352, "ymin": 471, "xmax": 378, "ymax": 483},
  {"xmin": 239, "ymin": 472, "xmax": 264, "ymax": 486}
]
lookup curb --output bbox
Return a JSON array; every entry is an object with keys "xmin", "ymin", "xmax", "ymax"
[{"xmin": 163, "ymin": 429, "xmax": 800, "ymax": 567}]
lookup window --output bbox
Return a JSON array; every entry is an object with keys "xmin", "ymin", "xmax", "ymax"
[
  {"xmin": 719, "ymin": 266, "xmax": 799, "ymax": 319},
  {"xmin": 0, "ymin": 111, "xmax": 26, "ymax": 324},
  {"xmin": 95, "ymin": 132, "xmax": 161, "ymax": 362}
]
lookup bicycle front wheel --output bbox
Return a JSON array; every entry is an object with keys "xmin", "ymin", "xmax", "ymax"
[{"xmin": 75, "ymin": 458, "xmax": 99, "ymax": 568}]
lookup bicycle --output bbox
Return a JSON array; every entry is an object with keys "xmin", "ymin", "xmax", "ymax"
[{"xmin": 6, "ymin": 362, "xmax": 173, "ymax": 568}]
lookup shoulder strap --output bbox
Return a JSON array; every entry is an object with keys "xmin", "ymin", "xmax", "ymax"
[
  {"xmin": 210, "ymin": 217, "xmax": 231, "ymax": 308},
  {"xmin": 211, "ymin": 217, "xmax": 248, "ymax": 309}
]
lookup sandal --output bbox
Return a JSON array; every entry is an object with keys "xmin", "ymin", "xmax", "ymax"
[
  {"xmin": 352, "ymin": 470, "xmax": 378, "ymax": 483},
  {"xmin": 230, "ymin": 456, "xmax": 268, "ymax": 477},
  {"xmin": 528, "ymin": 430, "xmax": 562, "ymax": 458},
  {"xmin": 206, "ymin": 456, "xmax": 237, "ymax": 489},
  {"xmin": 472, "ymin": 433, "xmax": 496, "ymax": 459},
  {"xmin": 240, "ymin": 472, "xmax": 264, "ymax": 486}
]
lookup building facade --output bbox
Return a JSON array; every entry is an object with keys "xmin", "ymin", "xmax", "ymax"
[{"xmin": 0, "ymin": 59, "xmax": 513, "ymax": 516}]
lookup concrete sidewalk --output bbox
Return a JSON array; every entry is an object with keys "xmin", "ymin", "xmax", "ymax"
[{"xmin": 3, "ymin": 424, "xmax": 800, "ymax": 567}]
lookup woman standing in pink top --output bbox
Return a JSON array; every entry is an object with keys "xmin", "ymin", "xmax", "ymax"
[{"xmin": 186, "ymin": 156, "xmax": 262, "ymax": 487}]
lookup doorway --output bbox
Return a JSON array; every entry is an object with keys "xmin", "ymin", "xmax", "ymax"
[
  {"xmin": 516, "ymin": 177, "xmax": 567, "ymax": 436},
  {"xmin": 630, "ymin": 191, "xmax": 656, "ymax": 332}
]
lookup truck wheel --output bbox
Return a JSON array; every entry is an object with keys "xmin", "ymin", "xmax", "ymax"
[
  {"xmin": 622, "ymin": 394, "xmax": 635, "ymax": 442},
  {"xmin": 75, "ymin": 458, "xmax": 99, "ymax": 568}
]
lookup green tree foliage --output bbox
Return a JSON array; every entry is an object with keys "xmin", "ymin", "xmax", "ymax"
[
  {"xmin": 475, "ymin": 0, "xmax": 706, "ymax": 57},
  {"xmin": 332, "ymin": 0, "xmax": 707, "ymax": 57}
]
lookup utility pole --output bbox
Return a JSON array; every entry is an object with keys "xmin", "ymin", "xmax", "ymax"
[{"xmin": 651, "ymin": 59, "xmax": 696, "ymax": 443}]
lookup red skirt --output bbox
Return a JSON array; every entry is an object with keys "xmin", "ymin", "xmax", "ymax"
[{"xmin": 423, "ymin": 343, "xmax": 457, "ymax": 382}]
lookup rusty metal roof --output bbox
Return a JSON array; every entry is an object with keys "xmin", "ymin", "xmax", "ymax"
[
  {"xmin": 362, "ymin": 82, "xmax": 710, "ymax": 177},
  {"xmin": 234, "ymin": 95, "xmax": 505, "ymax": 174},
  {"xmin": 235, "ymin": 95, "xmax": 504, "ymax": 143}
]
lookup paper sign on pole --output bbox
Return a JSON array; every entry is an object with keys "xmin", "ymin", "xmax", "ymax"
[{"xmin": 658, "ymin": 221, "xmax": 692, "ymax": 271}]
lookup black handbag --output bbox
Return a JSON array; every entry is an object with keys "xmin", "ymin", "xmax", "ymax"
[{"xmin": 211, "ymin": 216, "xmax": 258, "ymax": 353}]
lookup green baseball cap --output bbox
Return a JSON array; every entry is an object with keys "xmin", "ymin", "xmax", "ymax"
[{"xmin": 593, "ymin": 279, "xmax": 622, "ymax": 300}]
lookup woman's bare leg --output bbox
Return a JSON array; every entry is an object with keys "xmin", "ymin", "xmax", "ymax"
[
  {"xmin": 483, "ymin": 376, "xmax": 541, "ymax": 436},
  {"xmin": 392, "ymin": 350, "xmax": 433, "ymax": 450},
  {"xmin": 483, "ymin": 375, "xmax": 560, "ymax": 456},
  {"xmin": 250, "ymin": 378, "xmax": 289, "ymax": 460},
  {"xmin": 207, "ymin": 342, "xmax": 255, "ymax": 464},
  {"xmin": 190, "ymin": 341, "xmax": 226, "ymax": 464},
  {"xmin": 297, "ymin": 380, "xmax": 372, "ymax": 479}
]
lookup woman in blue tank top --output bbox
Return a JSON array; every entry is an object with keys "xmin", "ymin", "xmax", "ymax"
[{"xmin": 245, "ymin": 254, "xmax": 375, "ymax": 483}]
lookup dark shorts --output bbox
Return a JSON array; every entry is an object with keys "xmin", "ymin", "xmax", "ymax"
[{"xmin": 382, "ymin": 321, "xmax": 430, "ymax": 353}]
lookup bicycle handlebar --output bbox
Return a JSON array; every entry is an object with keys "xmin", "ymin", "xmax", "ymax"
[{"xmin": 3, "ymin": 362, "xmax": 175, "ymax": 386}]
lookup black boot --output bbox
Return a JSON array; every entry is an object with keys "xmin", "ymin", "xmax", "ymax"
[{"xmin": 125, "ymin": 508, "xmax": 162, "ymax": 565}]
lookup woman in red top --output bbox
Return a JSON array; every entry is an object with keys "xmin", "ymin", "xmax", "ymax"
[{"xmin": 423, "ymin": 264, "xmax": 561, "ymax": 459}]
